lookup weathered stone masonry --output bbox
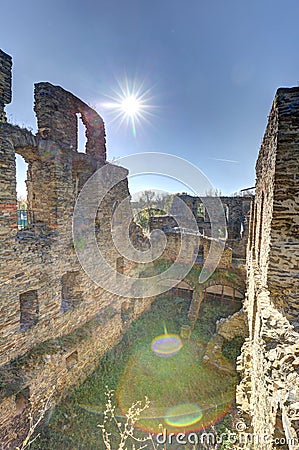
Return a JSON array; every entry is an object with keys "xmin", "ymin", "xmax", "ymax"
[
  {"xmin": 149, "ymin": 194, "xmax": 252, "ymax": 259},
  {"xmin": 0, "ymin": 50, "xmax": 11, "ymax": 123},
  {"xmin": 0, "ymin": 50, "xmax": 151, "ymax": 448},
  {"xmin": 237, "ymin": 88, "xmax": 299, "ymax": 449},
  {"xmin": 3, "ymin": 45, "xmax": 299, "ymax": 450}
]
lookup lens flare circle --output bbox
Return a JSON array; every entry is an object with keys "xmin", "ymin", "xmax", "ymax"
[
  {"xmin": 116, "ymin": 340, "xmax": 236, "ymax": 434},
  {"xmin": 151, "ymin": 334, "xmax": 183, "ymax": 358},
  {"xmin": 73, "ymin": 152, "xmax": 227, "ymax": 298},
  {"xmin": 164, "ymin": 403, "xmax": 203, "ymax": 428}
]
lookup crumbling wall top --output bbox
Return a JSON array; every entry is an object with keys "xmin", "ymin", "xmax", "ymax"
[
  {"xmin": 0, "ymin": 49, "xmax": 12, "ymax": 122},
  {"xmin": 34, "ymin": 82, "xmax": 106, "ymax": 163}
]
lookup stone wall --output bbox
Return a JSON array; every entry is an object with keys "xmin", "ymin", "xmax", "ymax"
[
  {"xmin": 153, "ymin": 230, "xmax": 245, "ymax": 328},
  {"xmin": 202, "ymin": 238, "xmax": 233, "ymax": 269},
  {"xmin": 148, "ymin": 214, "xmax": 178, "ymax": 231},
  {"xmin": 0, "ymin": 50, "xmax": 152, "ymax": 448},
  {"xmin": 34, "ymin": 82, "xmax": 106, "ymax": 164},
  {"xmin": 152, "ymin": 228, "xmax": 233, "ymax": 270},
  {"xmin": 150, "ymin": 194, "xmax": 252, "ymax": 259},
  {"xmin": 0, "ymin": 49, "xmax": 12, "ymax": 123},
  {"xmin": 237, "ymin": 88, "xmax": 299, "ymax": 449},
  {"xmin": 175, "ymin": 194, "xmax": 252, "ymax": 239}
]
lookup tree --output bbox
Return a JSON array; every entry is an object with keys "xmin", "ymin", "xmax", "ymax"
[
  {"xmin": 132, "ymin": 191, "xmax": 173, "ymax": 231},
  {"xmin": 204, "ymin": 188, "xmax": 222, "ymax": 197}
]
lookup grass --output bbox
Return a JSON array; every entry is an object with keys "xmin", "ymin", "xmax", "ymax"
[
  {"xmin": 222, "ymin": 336, "xmax": 244, "ymax": 366},
  {"xmin": 30, "ymin": 294, "xmax": 240, "ymax": 449}
]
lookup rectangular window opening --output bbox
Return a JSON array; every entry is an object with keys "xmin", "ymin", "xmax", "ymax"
[
  {"xmin": 76, "ymin": 113, "xmax": 87, "ymax": 153},
  {"xmin": 16, "ymin": 154, "xmax": 29, "ymax": 230},
  {"xmin": 61, "ymin": 271, "xmax": 83, "ymax": 313},
  {"xmin": 19, "ymin": 290, "xmax": 39, "ymax": 331}
]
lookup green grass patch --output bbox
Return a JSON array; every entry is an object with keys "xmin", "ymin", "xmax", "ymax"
[
  {"xmin": 222, "ymin": 336, "xmax": 244, "ymax": 365},
  {"xmin": 31, "ymin": 295, "xmax": 239, "ymax": 449}
]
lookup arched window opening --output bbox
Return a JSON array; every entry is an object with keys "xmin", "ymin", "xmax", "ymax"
[
  {"xmin": 202, "ymin": 284, "xmax": 244, "ymax": 326},
  {"xmin": 166, "ymin": 280, "xmax": 193, "ymax": 301},
  {"xmin": 76, "ymin": 113, "xmax": 87, "ymax": 153},
  {"xmin": 16, "ymin": 154, "xmax": 29, "ymax": 229},
  {"xmin": 198, "ymin": 284, "xmax": 243, "ymax": 339},
  {"xmin": 204, "ymin": 284, "xmax": 243, "ymax": 303}
]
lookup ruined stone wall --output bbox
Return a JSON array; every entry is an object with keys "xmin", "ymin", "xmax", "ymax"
[
  {"xmin": 153, "ymin": 229, "xmax": 233, "ymax": 270},
  {"xmin": 156, "ymin": 230, "xmax": 199, "ymax": 265},
  {"xmin": 148, "ymin": 214, "xmax": 178, "ymax": 231},
  {"xmin": 0, "ymin": 50, "xmax": 152, "ymax": 448},
  {"xmin": 34, "ymin": 82, "xmax": 106, "ymax": 164},
  {"xmin": 202, "ymin": 238, "xmax": 232, "ymax": 269},
  {"xmin": 176, "ymin": 194, "xmax": 252, "ymax": 238},
  {"xmin": 150, "ymin": 194, "xmax": 252, "ymax": 259},
  {"xmin": 267, "ymin": 89, "xmax": 299, "ymax": 320},
  {"xmin": 237, "ymin": 88, "xmax": 299, "ymax": 449},
  {"xmin": 0, "ymin": 49, "xmax": 12, "ymax": 123}
]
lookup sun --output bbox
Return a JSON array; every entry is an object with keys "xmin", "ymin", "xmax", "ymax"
[
  {"xmin": 101, "ymin": 78, "xmax": 155, "ymax": 136},
  {"xmin": 121, "ymin": 95, "xmax": 141, "ymax": 118}
]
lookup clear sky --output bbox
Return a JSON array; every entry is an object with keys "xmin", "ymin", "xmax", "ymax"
[{"xmin": 2, "ymin": 0, "xmax": 299, "ymax": 198}]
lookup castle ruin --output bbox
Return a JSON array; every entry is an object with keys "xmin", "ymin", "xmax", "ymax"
[
  {"xmin": 237, "ymin": 88, "xmax": 299, "ymax": 449},
  {"xmin": 0, "ymin": 49, "xmax": 152, "ymax": 447},
  {"xmin": 1, "ymin": 47, "xmax": 299, "ymax": 449}
]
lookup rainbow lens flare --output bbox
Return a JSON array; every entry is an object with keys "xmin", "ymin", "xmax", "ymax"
[
  {"xmin": 116, "ymin": 338, "xmax": 236, "ymax": 434},
  {"xmin": 151, "ymin": 334, "xmax": 183, "ymax": 358},
  {"xmin": 164, "ymin": 403, "xmax": 203, "ymax": 428}
]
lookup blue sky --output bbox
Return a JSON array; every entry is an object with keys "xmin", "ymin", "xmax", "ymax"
[{"xmin": 3, "ymin": 0, "xmax": 299, "ymax": 198}]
